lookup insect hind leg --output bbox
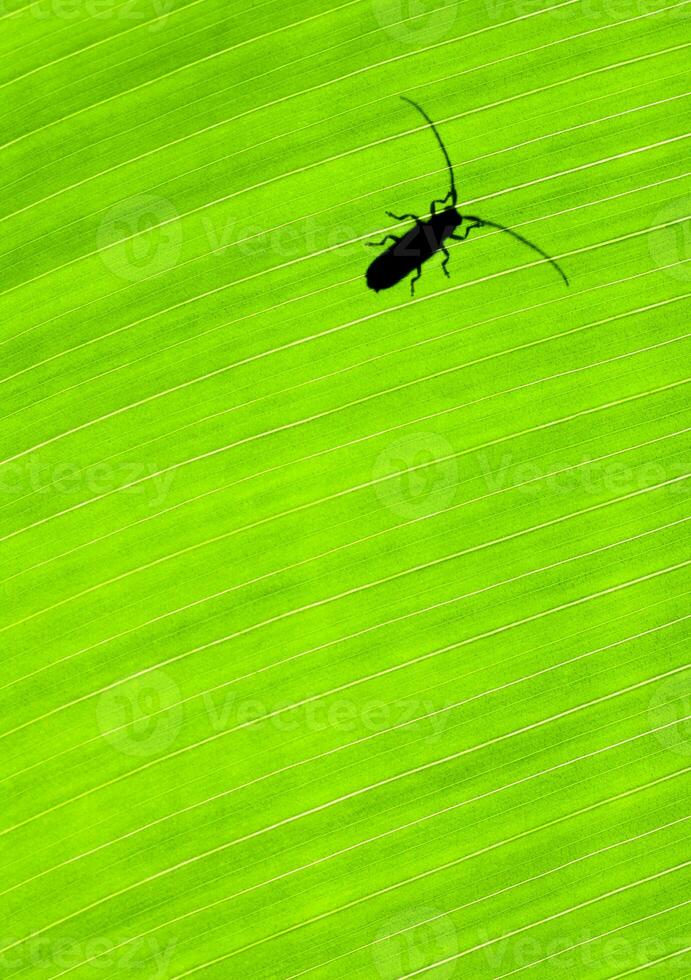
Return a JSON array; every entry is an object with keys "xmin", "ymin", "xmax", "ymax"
[
  {"xmin": 410, "ymin": 266, "xmax": 423, "ymax": 295},
  {"xmin": 367, "ymin": 234, "xmax": 400, "ymax": 248}
]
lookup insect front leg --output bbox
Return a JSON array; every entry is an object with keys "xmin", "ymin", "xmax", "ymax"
[
  {"xmin": 430, "ymin": 191, "xmax": 454, "ymax": 216},
  {"xmin": 386, "ymin": 210, "xmax": 420, "ymax": 223},
  {"xmin": 367, "ymin": 234, "xmax": 401, "ymax": 248},
  {"xmin": 450, "ymin": 218, "xmax": 483, "ymax": 241}
]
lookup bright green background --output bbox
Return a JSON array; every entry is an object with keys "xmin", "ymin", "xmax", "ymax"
[{"xmin": 0, "ymin": 0, "xmax": 689, "ymax": 976}]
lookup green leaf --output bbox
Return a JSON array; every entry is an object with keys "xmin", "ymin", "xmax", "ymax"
[{"xmin": 0, "ymin": 0, "xmax": 689, "ymax": 976}]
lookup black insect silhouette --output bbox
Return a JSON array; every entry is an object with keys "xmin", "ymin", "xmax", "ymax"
[{"xmin": 365, "ymin": 97, "xmax": 569, "ymax": 295}]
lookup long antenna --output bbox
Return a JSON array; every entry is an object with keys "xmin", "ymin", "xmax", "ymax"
[
  {"xmin": 466, "ymin": 215, "xmax": 569, "ymax": 286},
  {"xmin": 401, "ymin": 95, "xmax": 457, "ymax": 206},
  {"xmin": 400, "ymin": 97, "xmax": 568, "ymax": 286}
]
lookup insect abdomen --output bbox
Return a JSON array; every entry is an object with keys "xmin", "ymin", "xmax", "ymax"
[
  {"xmin": 366, "ymin": 221, "xmax": 443, "ymax": 293},
  {"xmin": 366, "ymin": 249, "xmax": 419, "ymax": 291}
]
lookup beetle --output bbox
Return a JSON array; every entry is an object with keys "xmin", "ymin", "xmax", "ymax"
[{"xmin": 365, "ymin": 96, "xmax": 569, "ymax": 295}]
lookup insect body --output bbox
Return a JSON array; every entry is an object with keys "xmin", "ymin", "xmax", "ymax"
[{"xmin": 365, "ymin": 97, "xmax": 569, "ymax": 295}]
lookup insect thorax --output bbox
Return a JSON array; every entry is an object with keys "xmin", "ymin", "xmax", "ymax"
[
  {"xmin": 428, "ymin": 207, "xmax": 462, "ymax": 242},
  {"xmin": 438, "ymin": 206, "xmax": 462, "ymax": 230}
]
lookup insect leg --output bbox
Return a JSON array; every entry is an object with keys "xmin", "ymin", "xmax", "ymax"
[
  {"xmin": 387, "ymin": 210, "xmax": 420, "ymax": 223},
  {"xmin": 366, "ymin": 234, "xmax": 401, "ymax": 247},
  {"xmin": 430, "ymin": 190, "xmax": 454, "ymax": 215},
  {"xmin": 440, "ymin": 244, "xmax": 451, "ymax": 278},
  {"xmin": 410, "ymin": 266, "xmax": 423, "ymax": 295},
  {"xmin": 449, "ymin": 219, "xmax": 482, "ymax": 241}
]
